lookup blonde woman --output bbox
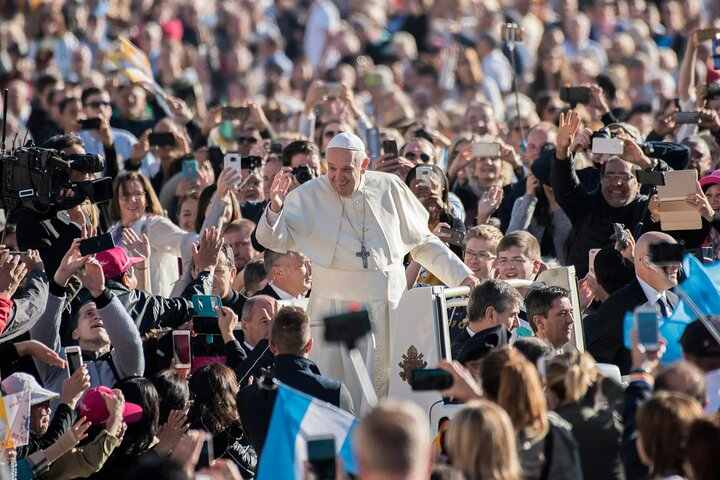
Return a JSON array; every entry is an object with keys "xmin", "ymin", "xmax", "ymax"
[
  {"xmin": 446, "ymin": 400, "xmax": 521, "ymax": 480},
  {"xmin": 546, "ymin": 351, "xmax": 624, "ymax": 480},
  {"xmin": 481, "ymin": 348, "xmax": 582, "ymax": 480}
]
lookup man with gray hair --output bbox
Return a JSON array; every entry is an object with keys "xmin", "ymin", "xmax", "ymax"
[
  {"xmin": 354, "ymin": 400, "xmax": 433, "ymax": 480},
  {"xmin": 254, "ymin": 250, "xmax": 311, "ymax": 300},
  {"xmin": 257, "ymin": 132, "xmax": 478, "ymax": 404}
]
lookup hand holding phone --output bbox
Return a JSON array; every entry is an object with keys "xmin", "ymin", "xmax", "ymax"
[
  {"xmin": 382, "ymin": 140, "xmax": 398, "ymax": 159},
  {"xmin": 560, "ymin": 86, "xmax": 590, "ymax": 104},
  {"xmin": 148, "ymin": 132, "xmax": 176, "ymax": 147},
  {"xmin": 79, "ymin": 233, "xmax": 115, "ymax": 256},
  {"xmin": 79, "ymin": 118, "xmax": 102, "ymax": 130},
  {"xmin": 65, "ymin": 346, "xmax": 84, "ymax": 376},
  {"xmin": 410, "ymin": 368, "xmax": 454, "ymax": 391},
  {"xmin": 307, "ymin": 436, "xmax": 336, "ymax": 480},
  {"xmin": 222, "ymin": 106, "xmax": 249, "ymax": 121},
  {"xmin": 172, "ymin": 330, "xmax": 192, "ymax": 369},
  {"xmin": 634, "ymin": 306, "xmax": 660, "ymax": 352},
  {"xmin": 182, "ymin": 159, "xmax": 199, "ymax": 181}
]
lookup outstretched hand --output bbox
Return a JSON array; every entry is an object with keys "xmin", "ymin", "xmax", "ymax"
[
  {"xmin": 54, "ymin": 238, "xmax": 89, "ymax": 287},
  {"xmin": 77, "ymin": 258, "xmax": 106, "ymax": 298},
  {"xmin": 269, "ymin": 170, "xmax": 295, "ymax": 213},
  {"xmin": 0, "ymin": 252, "xmax": 27, "ymax": 299},
  {"xmin": 193, "ymin": 227, "xmax": 223, "ymax": 274},
  {"xmin": 557, "ymin": 110, "xmax": 581, "ymax": 159}
]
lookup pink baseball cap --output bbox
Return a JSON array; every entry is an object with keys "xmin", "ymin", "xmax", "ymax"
[
  {"xmin": 700, "ymin": 170, "xmax": 720, "ymax": 189},
  {"xmin": 79, "ymin": 386, "xmax": 143, "ymax": 425},
  {"xmin": 96, "ymin": 247, "xmax": 144, "ymax": 280}
]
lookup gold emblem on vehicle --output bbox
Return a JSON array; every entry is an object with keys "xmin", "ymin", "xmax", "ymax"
[{"xmin": 398, "ymin": 345, "xmax": 428, "ymax": 382}]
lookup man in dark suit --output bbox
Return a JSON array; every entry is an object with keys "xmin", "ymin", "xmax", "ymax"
[
  {"xmin": 254, "ymin": 250, "xmax": 311, "ymax": 300},
  {"xmin": 588, "ymin": 232, "xmax": 680, "ymax": 374},
  {"xmin": 220, "ymin": 295, "xmax": 277, "ymax": 385},
  {"xmin": 236, "ymin": 306, "xmax": 354, "ymax": 454},
  {"xmin": 451, "ymin": 279, "xmax": 523, "ymax": 359}
]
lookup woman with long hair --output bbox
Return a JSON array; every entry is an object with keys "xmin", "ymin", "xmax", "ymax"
[
  {"xmin": 546, "ymin": 351, "xmax": 624, "ymax": 480},
  {"xmin": 636, "ymin": 391, "xmax": 704, "ymax": 479},
  {"xmin": 446, "ymin": 400, "xmax": 521, "ymax": 480},
  {"xmin": 187, "ymin": 364, "xmax": 256, "ymax": 477},
  {"xmin": 107, "ymin": 169, "xmax": 236, "ymax": 296},
  {"xmin": 481, "ymin": 348, "xmax": 582, "ymax": 480}
]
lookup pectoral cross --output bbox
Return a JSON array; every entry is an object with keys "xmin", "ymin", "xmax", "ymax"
[{"xmin": 356, "ymin": 244, "xmax": 369, "ymax": 269}]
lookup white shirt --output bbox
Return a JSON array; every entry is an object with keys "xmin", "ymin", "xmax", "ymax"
[
  {"xmin": 637, "ymin": 276, "xmax": 669, "ymax": 312},
  {"xmin": 304, "ymin": 0, "xmax": 340, "ymax": 70}
]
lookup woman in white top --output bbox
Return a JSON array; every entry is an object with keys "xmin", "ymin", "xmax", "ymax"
[{"xmin": 107, "ymin": 169, "xmax": 240, "ymax": 297}]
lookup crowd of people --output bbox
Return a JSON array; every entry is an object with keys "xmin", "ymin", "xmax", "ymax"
[{"xmin": 1, "ymin": 0, "xmax": 720, "ymax": 479}]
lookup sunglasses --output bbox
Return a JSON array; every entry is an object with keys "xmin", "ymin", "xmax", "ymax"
[
  {"xmin": 405, "ymin": 152, "xmax": 431, "ymax": 163},
  {"xmin": 237, "ymin": 137, "xmax": 259, "ymax": 145},
  {"xmin": 87, "ymin": 100, "xmax": 111, "ymax": 109},
  {"xmin": 324, "ymin": 130, "xmax": 343, "ymax": 138}
]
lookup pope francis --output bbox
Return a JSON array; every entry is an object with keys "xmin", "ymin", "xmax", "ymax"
[{"xmin": 256, "ymin": 132, "xmax": 479, "ymax": 405}]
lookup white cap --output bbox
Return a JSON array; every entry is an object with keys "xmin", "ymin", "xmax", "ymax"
[
  {"xmin": 2, "ymin": 372, "xmax": 59, "ymax": 406},
  {"xmin": 326, "ymin": 132, "xmax": 366, "ymax": 152}
]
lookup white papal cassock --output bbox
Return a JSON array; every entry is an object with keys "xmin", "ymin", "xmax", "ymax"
[{"xmin": 256, "ymin": 170, "xmax": 472, "ymax": 406}]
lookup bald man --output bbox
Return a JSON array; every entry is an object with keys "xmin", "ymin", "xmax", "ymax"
[{"xmin": 588, "ymin": 231, "xmax": 680, "ymax": 373}]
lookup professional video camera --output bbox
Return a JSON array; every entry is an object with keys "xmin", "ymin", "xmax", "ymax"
[{"xmin": 0, "ymin": 143, "xmax": 113, "ymax": 214}]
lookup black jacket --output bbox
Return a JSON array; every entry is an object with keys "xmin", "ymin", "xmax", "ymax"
[
  {"xmin": 237, "ymin": 355, "xmax": 354, "ymax": 455},
  {"xmin": 253, "ymin": 283, "xmax": 282, "ymax": 300},
  {"xmin": 550, "ymin": 154, "xmax": 653, "ymax": 277},
  {"xmin": 587, "ymin": 278, "xmax": 677, "ymax": 374},
  {"xmin": 225, "ymin": 336, "xmax": 274, "ymax": 387},
  {"xmin": 106, "ymin": 270, "xmax": 212, "ymax": 334},
  {"xmin": 223, "ymin": 289, "xmax": 248, "ymax": 318},
  {"xmin": 554, "ymin": 399, "xmax": 625, "ymax": 480},
  {"xmin": 16, "ymin": 211, "xmax": 81, "ymax": 279},
  {"xmin": 189, "ymin": 420, "xmax": 257, "ymax": 479}
]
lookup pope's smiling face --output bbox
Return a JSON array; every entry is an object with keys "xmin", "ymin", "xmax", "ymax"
[{"xmin": 327, "ymin": 148, "xmax": 370, "ymax": 197}]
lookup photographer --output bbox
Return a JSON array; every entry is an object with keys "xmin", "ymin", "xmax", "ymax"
[{"xmin": 16, "ymin": 133, "xmax": 107, "ymax": 278}]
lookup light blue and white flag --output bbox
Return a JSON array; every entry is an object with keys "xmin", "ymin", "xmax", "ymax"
[{"xmin": 257, "ymin": 383, "xmax": 359, "ymax": 480}]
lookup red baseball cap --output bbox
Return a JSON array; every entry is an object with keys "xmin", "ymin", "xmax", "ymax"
[
  {"xmin": 79, "ymin": 386, "xmax": 143, "ymax": 425},
  {"xmin": 96, "ymin": 247, "xmax": 144, "ymax": 280}
]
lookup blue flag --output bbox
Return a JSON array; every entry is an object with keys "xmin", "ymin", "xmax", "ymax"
[{"xmin": 257, "ymin": 383, "xmax": 359, "ymax": 480}]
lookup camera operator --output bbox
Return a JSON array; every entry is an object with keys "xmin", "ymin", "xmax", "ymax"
[{"xmin": 16, "ymin": 134, "xmax": 106, "ymax": 279}]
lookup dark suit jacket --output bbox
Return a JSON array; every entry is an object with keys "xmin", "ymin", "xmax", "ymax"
[
  {"xmin": 587, "ymin": 278, "xmax": 677, "ymax": 374},
  {"xmin": 451, "ymin": 328, "xmax": 471, "ymax": 359},
  {"xmin": 16, "ymin": 210, "xmax": 81, "ymax": 279},
  {"xmin": 237, "ymin": 355, "xmax": 354, "ymax": 455},
  {"xmin": 253, "ymin": 283, "xmax": 282, "ymax": 300}
]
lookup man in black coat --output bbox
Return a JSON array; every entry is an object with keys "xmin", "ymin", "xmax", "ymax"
[
  {"xmin": 236, "ymin": 306, "xmax": 354, "ymax": 454},
  {"xmin": 550, "ymin": 111, "xmax": 658, "ymax": 277},
  {"xmin": 451, "ymin": 279, "xmax": 522, "ymax": 359},
  {"xmin": 254, "ymin": 250, "xmax": 311, "ymax": 300},
  {"xmin": 588, "ymin": 232, "xmax": 680, "ymax": 374}
]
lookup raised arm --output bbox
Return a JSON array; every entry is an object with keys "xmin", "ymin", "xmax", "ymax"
[
  {"xmin": 78, "ymin": 258, "xmax": 145, "ymax": 380},
  {"xmin": 550, "ymin": 110, "xmax": 591, "ymax": 224},
  {"xmin": 255, "ymin": 170, "xmax": 297, "ymax": 253}
]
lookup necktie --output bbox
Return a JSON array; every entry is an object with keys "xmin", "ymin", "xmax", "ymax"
[{"xmin": 657, "ymin": 297, "xmax": 670, "ymax": 318}]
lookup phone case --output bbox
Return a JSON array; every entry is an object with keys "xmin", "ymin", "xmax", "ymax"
[
  {"xmin": 658, "ymin": 170, "xmax": 701, "ymax": 231},
  {"xmin": 192, "ymin": 295, "xmax": 223, "ymax": 317}
]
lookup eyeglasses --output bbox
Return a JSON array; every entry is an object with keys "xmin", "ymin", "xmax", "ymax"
[
  {"xmin": 496, "ymin": 257, "xmax": 531, "ymax": 266},
  {"xmin": 33, "ymin": 401, "xmax": 51, "ymax": 411},
  {"xmin": 405, "ymin": 152, "xmax": 432, "ymax": 163},
  {"xmin": 602, "ymin": 173, "xmax": 634, "ymax": 183},
  {"xmin": 237, "ymin": 137, "xmax": 259, "ymax": 145},
  {"xmin": 464, "ymin": 250, "xmax": 495, "ymax": 261},
  {"xmin": 324, "ymin": 130, "xmax": 342, "ymax": 138},
  {"xmin": 87, "ymin": 100, "xmax": 111, "ymax": 109}
]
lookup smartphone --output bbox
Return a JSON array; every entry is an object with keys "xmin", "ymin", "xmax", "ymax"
[
  {"xmin": 172, "ymin": 330, "xmax": 192, "ymax": 369},
  {"xmin": 415, "ymin": 164, "xmax": 434, "ymax": 188},
  {"xmin": 697, "ymin": 28, "xmax": 720, "ymax": 42},
  {"xmin": 222, "ymin": 106, "xmax": 249, "ymax": 121},
  {"xmin": 592, "ymin": 137, "xmax": 624, "ymax": 155},
  {"xmin": 148, "ymin": 132, "xmax": 176, "ymax": 147},
  {"xmin": 382, "ymin": 140, "xmax": 398, "ymax": 159},
  {"xmin": 196, "ymin": 435, "xmax": 214, "ymax": 470},
  {"xmin": 182, "ymin": 159, "xmax": 198, "ymax": 180},
  {"xmin": 224, "ymin": 152, "xmax": 242, "ymax": 171},
  {"xmin": 674, "ymin": 112, "xmax": 700, "ymax": 124},
  {"xmin": 560, "ymin": 86, "xmax": 590, "ymax": 104},
  {"xmin": 440, "ymin": 226, "xmax": 465, "ymax": 247},
  {"xmin": 472, "ymin": 142, "xmax": 501, "ymax": 158},
  {"xmin": 192, "ymin": 295, "xmax": 223, "ymax": 317},
  {"xmin": 307, "ymin": 435, "xmax": 336, "ymax": 480},
  {"xmin": 713, "ymin": 36, "xmax": 720, "ymax": 69},
  {"xmin": 588, "ymin": 248, "xmax": 601, "ymax": 276},
  {"xmin": 79, "ymin": 118, "xmax": 101, "ymax": 130},
  {"xmin": 410, "ymin": 368, "xmax": 454, "ymax": 391},
  {"xmin": 366, "ymin": 127, "xmax": 381, "ymax": 160},
  {"xmin": 7, "ymin": 251, "xmax": 27, "ymax": 257},
  {"xmin": 241, "ymin": 156, "xmax": 262, "ymax": 171},
  {"xmin": 79, "ymin": 232, "xmax": 115, "ymax": 256},
  {"xmin": 635, "ymin": 306, "xmax": 660, "ymax": 351},
  {"xmin": 65, "ymin": 346, "xmax": 83, "ymax": 376}
]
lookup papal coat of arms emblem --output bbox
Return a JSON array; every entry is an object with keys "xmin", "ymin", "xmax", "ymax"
[{"xmin": 398, "ymin": 345, "xmax": 428, "ymax": 382}]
